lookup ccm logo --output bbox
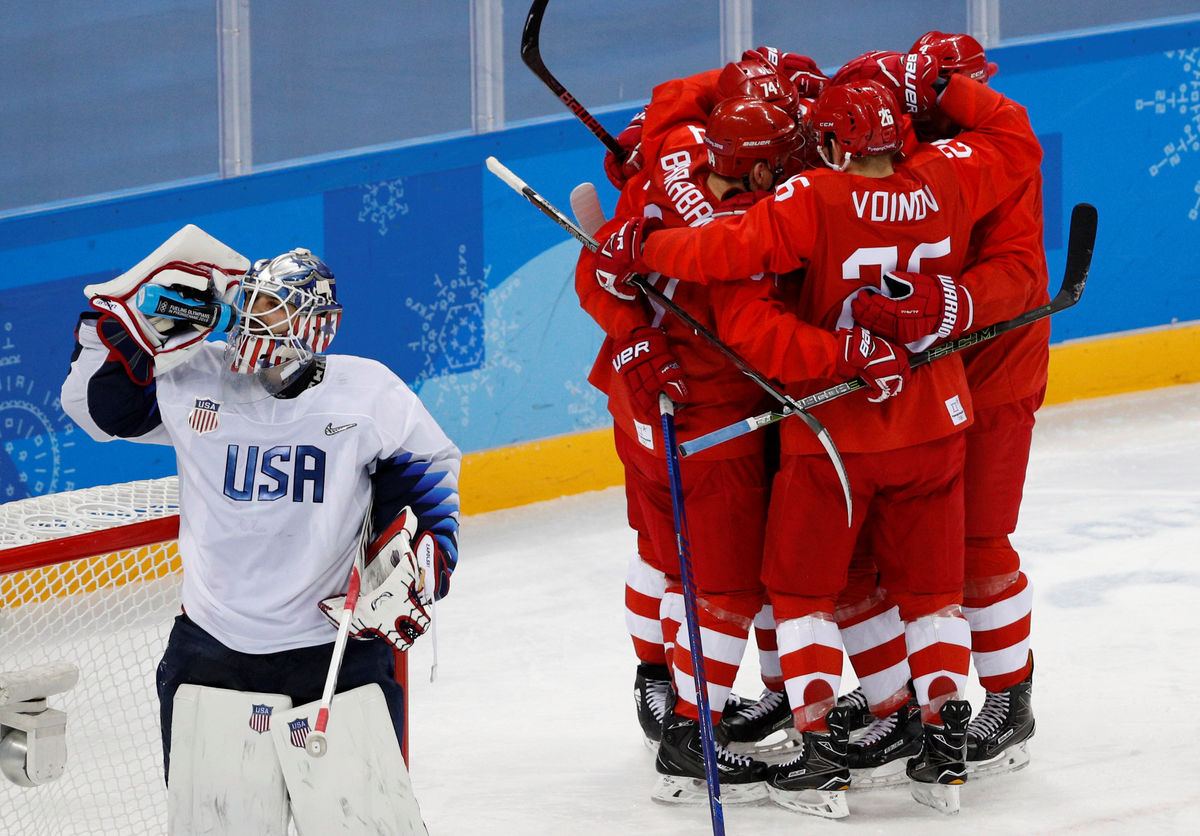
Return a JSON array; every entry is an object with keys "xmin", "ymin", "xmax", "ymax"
[{"xmin": 612, "ymin": 339, "xmax": 652, "ymax": 372}]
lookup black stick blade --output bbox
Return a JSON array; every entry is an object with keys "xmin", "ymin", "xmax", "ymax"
[{"xmin": 1059, "ymin": 202, "xmax": 1098, "ymax": 307}]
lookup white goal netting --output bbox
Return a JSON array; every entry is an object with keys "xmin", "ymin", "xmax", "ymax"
[{"xmin": 1, "ymin": 478, "xmax": 182, "ymax": 835}]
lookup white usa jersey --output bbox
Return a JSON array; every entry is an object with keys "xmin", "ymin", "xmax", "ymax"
[{"xmin": 62, "ymin": 321, "xmax": 462, "ymax": 653}]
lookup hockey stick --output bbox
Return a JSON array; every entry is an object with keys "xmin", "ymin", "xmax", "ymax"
[
  {"xmin": 521, "ymin": 0, "xmax": 625, "ymax": 158},
  {"xmin": 306, "ymin": 562, "xmax": 362, "ymax": 758},
  {"xmin": 659, "ymin": 393, "xmax": 726, "ymax": 835},
  {"xmin": 679, "ymin": 201, "xmax": 1099, "ymax": 457},
  {"xmin": 485, "ymin": 155, "xmax": 852, "ymax": 523}
]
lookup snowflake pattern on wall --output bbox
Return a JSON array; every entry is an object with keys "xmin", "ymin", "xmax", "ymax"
[
  {"xmin": 416, "ymin": 268, "xmax": 521, "ymax": 432},
  {"xmin": 1136, "ymin": 49, "xmax": 1200, "ymax": 220},
  {"xmin": 404, "ymin": 243, "xmax": 489, "ymax": 386},
  {"xmin": 357, "ymin": 178, "xmax": 410, "ymax": 236}
]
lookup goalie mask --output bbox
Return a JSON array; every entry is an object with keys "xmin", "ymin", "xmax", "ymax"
[{"xmin": 225, "ymin": 248, "xmax": 342, "ymax": 382}]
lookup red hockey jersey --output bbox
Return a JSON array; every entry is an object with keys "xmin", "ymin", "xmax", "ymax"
[{"xmin": 639, "ymin": 75, "xmax": 1043, "ymax": 455}]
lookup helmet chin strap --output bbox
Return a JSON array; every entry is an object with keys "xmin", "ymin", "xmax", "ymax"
[{"xmin": 817, "ymin": 142, "xmax": 853, "ymax": 172}]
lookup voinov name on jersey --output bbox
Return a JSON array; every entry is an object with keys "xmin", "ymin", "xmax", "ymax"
[{"xmin": 851, "ymin": 185, "xmax": 940, "ymax": 222}]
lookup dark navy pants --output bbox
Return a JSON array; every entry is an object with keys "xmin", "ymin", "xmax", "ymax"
[{"xmin": 156, "ymin": 612, "xmax": 406, "ymax": 783}]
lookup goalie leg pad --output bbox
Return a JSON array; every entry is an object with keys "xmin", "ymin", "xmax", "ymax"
[
  {"xmin": 168, "ymin": 684, "xmax": 292, "ymax": 836},
  {"xmin": 271, "ymin": 684, "xmax": 428, "ymax": 835}
]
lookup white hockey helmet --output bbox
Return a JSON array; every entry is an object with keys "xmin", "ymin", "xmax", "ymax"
[{"xmin": 226, "ymin": 248, "xmax": 342, "ymax": 377}]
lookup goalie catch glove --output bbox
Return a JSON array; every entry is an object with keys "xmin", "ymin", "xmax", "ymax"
[
  {"xmin": 851, "ymin": 270, "xmax": 973, "ymax": 347},
  {"xmin": 835, "ymin": 325, "xmax": 909, "ymax": 403}
]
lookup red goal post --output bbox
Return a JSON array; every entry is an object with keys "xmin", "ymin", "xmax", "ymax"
[{"xmin": 1, "ymin": 477, "xmax": 409, "ymax": 834}]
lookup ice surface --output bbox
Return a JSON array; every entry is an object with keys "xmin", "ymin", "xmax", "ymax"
[{"xmin": 406, "ymin": 383, "xmax": 1200, "ymax": 834}]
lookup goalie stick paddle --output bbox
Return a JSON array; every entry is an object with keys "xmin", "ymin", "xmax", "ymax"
[
  {"xmin": 521, "ymin": 0, "xmax": 625, "ymax": 159},
  {"xmin": 486, "ymin": 155, "xmax": 853, "ymax": 524},
  {"xmin": 679, "ymin": 201, "xmax": 1099, "ymax": 457},
  {"xmin": 306, "ymin": 563, "xmax": 362, "ymax": 758}
]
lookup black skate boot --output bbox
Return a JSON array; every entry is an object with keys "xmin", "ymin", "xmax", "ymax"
[
  {"xmin": 846, "ymin": 697, "xmax": 923, "ymax": 788},
  {"xmin": 764, "ymin": 707, "xmax": 851, "ymax": 818},
  {"xmin": 719, "ymin": 688, "xmax": 793, "ymax": 744},
  {"xmin": 907, "ymin": 699, "xmax": 971, "ymax": 814},
  {"xmin": 633, "ymin": 663, "xmax": 674, "ymax": 748},
  {"xmin": 967, "ymin": 662, "xmax": 1035, "ymax": 776},
  {"xmin": 835, "ymin": 686, "xmax": 874, "ymax": 732},
  {"xmin": 653, "ymin": 712, "xmax": 767, "ymax": 804}
]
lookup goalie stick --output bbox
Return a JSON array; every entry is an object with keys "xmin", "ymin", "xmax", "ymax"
[
  {"xmin": 486, "ymin": 156, "xmax": 852, "ymax": 524},
  {"xmin": 679, "ymin": 202, "xmax": 1099, "ymax": 457},
  {"xmin": 306, "ymin": 562, "xmax": 362, "ymax": 758},
  {"xmin": 521, "ymin": 0, "xmax": 625, "ymax": 159}
]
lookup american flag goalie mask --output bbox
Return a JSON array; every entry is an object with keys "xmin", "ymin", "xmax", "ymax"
[{"xmin": 226, "ymin": 248, "xmax": 342, "ymax": 374}]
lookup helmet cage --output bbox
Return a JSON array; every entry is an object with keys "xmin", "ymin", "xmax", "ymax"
[{"xmin": 227, "ymin": 248, "xmax": 342, "ymax": 375}]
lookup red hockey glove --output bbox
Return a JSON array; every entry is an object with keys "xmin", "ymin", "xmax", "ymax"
[
  {"xmin": 835, "ymin": 326, "xmax": 909, "ymax": 403},
  {"xmin": 612, "ymin": 327, "xmax": 690, "ymax": 420},
  {"xmin": 603, "ymin": 109, "xmax": 646, "ymax": 190},
  {"xmin": 832, "ymin": 51, "xmax": 942, "ymax": 115},
  {"xmin": 852, "ymin": 271, "xmax": 973, "ymax": 345},
  {"xmin": 594, "ymin": 216, "xmax": 663, "ymax": 300},
  {"xmin": 744, "ymin": 47, "xmax": 829, "ymax": 98}
]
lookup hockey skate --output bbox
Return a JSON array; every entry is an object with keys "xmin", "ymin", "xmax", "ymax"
[
  {"xmin": 907, "ymin": 699, "xmax": 971, "ymax": 814},
  {"xmin": 633, "ymin": 663, "xmax": 674, "ymax": 749},
  {"xmin": 846, "ymin": 697, "xmax": 923, "ymax": 789},
  {"xmin": 967, "ymin": 664, "xmax": 1034, "ymax": 777},
  {"xmin": 652, "ymin": 712, "xmax": 767, "ymax": 804},
  {"xmin": 720, "ymin": 688, "xmax": 799, "ymax": 755},
  {"xmin": 764, "ymin": 707, "xmax": 851, "ymax": 819},
  {"xmin": 836, "ymin": 686, "xmax": 874, "ymax": 733}
]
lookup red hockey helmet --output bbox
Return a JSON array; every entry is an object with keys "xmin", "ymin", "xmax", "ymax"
[
  {"xmin": 705, "ymin": 96, "xmax": 802, "ymax": 179},
  {"xmin": 911, "ymin": 31, "xmax": 996, "ymax": 83},
  {"xmin": 716, "ymin": 57, "xmax": 800, "ymax": 119},
  {"xmin": 810, "ymin": 80, "xmax": 903, "ymax": 162},
  {"xmin": 829, "ymin": 50, "xmax": 898, "ymax": 88}
]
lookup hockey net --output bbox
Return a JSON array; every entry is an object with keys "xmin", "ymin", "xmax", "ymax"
[{"xmin": 0, "ymin": 478, "xmax": 182, "ymax": 835}]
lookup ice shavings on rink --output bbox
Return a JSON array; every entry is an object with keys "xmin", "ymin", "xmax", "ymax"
[{"xmin": 407, "ymin": 382, "xmax": 1200, "ymax": 835}]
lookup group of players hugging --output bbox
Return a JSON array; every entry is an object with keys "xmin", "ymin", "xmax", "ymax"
[{"xmin": 577, "ymin": 30, "xmax": 1047, "ymax": 818}]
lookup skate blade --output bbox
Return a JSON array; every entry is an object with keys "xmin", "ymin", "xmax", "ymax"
[
  {"xmin": 967, "ymin": 741, "xmax": 1030, "ymax": 778},
  {"xmin": 727, "ymin": 727, "xmax": 800, "ymax": 759},
  {"xmin": 767, "ymin": 786, "xmax": 849, "ymax": 819},
  {"xmin": 651, "ymin": 774, "xmax": 767, "ymax": 805},
  {"xmin": 910, "ymin": 780, "xmax": 961, "ymax": 814},
  {"xmin": 849, "ymin": 759, "xmax": 910, "ymax": 790}
]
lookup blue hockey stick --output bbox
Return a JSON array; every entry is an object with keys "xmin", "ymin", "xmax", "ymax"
[{"xmin": 659, "ymin": 392, "xmax": 725, "ymax": 835}]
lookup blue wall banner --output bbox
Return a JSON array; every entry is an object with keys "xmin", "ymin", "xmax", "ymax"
[{"xmin": 3, "ymin": 18, "xmax": 1199, "ymax": 500}]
